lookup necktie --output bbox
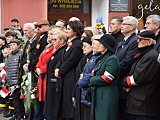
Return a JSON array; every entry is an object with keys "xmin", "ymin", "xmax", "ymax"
[
  {"xmin": 121, "ymin": 39, "xmax": 125, "ymax": 48},
  {"xmin": 25, "ymin": 40, "xmax": 30, "ymax": 50},
  {"xmin": 121, "ymin": 39, "xmax": 125, "ymax": 45}
]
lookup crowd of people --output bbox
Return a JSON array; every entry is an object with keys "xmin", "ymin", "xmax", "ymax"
[{"xmin": 0, "ymin": 14, "xmax": 159, "ymax": 120}]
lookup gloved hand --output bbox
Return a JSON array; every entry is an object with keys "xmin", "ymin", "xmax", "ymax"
[{"xmin": 122, "ymin": 76, "xmax": 129, "ymax": 88}]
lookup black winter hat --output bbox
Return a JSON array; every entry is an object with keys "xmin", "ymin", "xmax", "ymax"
[
  {"xmin": 0, "ymin": 34, "xmax": 6, "ymax": 41},
  {"xmin": 138, "ymin": 30, "xmax": 156, "ymax": 40},
  {"xmin": 99, "ymin": 34, "xmax": 116, "ymax": 53},
  {"xmin": 4, "ymin": 26, "xmax": 14, "ymax": 31},
  {"xmin": 82, "ymin": 37, "xmax": 92, "ymax": 46},
  {"xmin": 5, "ymin": 31, "xmax": 17, "ymax": 38},
  {"xmin": 10, "ymin": 39, "xmax": 21, "ymax": 45}
]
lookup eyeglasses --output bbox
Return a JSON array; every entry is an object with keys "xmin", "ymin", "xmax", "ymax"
[
  {"xmin": 121, "ymin": 23, "xmax": 132, "ymax": 26},
  {"xmin": 35, "ymin": 25, "xmax": 42, "ymax": 28},
  {"xmin": 145, "ymin": 22, "xmax": 155, "ymax": 26},
  {"xmin": 35, "ymin": 24, "xmax": 48, "ymax": 28}
]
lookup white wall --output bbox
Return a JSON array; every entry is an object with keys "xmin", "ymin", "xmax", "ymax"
[{"xmin": 92, "ymin": 0, "xmax": 109, "ymax": 33}]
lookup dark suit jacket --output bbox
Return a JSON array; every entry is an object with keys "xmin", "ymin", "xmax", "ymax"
[
  {"xmin": 115, "ymin": 33, "xmax": 138, "ymax": 99},
  {"xmin": 28, "ymin": 32, "xmax": 48, "ymax": 71},
  {"xmin": 155, "ymin": 31, "xmax": 160, "ymax": 53}
]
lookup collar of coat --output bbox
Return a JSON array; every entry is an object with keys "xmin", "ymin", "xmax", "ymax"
[{"xmin": 94, "ymin": 52, "xmax": 112, "ymax": 72}]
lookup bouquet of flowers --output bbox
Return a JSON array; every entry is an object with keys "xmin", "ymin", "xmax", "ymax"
[{"xmin": 20, "ymin": 72, "xmax": 37, "ymax": 114}]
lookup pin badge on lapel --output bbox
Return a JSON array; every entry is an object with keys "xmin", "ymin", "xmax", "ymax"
[
  {"xmin": 25, "ymin": 48, "xmax": 29, "ymax": 53},
  {"xmin": 51, "ymin": 56, "xmax": 54, "ymax": 60},
  {"xmin": 66, "ymin": 42, "xmax": 73, "ymax": 51},
  {"xmin": 36, "ymin": 43, "xmax": 40, "ymax": 50}
]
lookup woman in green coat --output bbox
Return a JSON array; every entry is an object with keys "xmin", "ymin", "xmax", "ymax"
[{"xmin": 90, "ymin": 34, "xmax": 120, "ymax": 120}]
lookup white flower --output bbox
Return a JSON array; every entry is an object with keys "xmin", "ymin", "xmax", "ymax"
[
  {"xmin": 25, "ymin": 80, "xmax": 29, "ymax": 86},
  {"xmin": 31, "ymin": 94, "xmax": 35, "ymax": 99}
]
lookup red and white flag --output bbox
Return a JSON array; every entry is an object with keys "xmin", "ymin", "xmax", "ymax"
[
  {"xmin": 0, "ymin": 87, "xmax": 10, "ymax": 98},
  {"xmin": 0, "ymin": 63, "xmax": 5, "ymax": 70},
  {"xmin": 1, "ymin": 69, "xmax": 6, "ymax": 80}
]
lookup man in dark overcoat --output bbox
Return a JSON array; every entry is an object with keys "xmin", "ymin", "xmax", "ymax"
[
  {"xmin": 115, "ymin": 16, "xmax": 138, "ymax": 120},
  {"xmin": 22, "ymin": 20, "xmax": 49, "ymax": 120}
]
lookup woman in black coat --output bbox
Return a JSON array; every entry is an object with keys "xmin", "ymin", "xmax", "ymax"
[
  {"xmin": 55, "ymin": 20, "xmax": 84, "ymax": 120},
  {"xmin": 74, "ymin": 37, "xmax": 93, "ymax": 120},
  {"xmin": 44, "ymin": 28, "xmax": 67, "ymax": 120}
]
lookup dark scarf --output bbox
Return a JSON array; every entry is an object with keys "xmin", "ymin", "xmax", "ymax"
[{"xmin": 134, "ymin": 45, "xmax": 154, "ymax": 59}]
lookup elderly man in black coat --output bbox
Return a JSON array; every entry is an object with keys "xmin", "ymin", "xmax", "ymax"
[
  {"xmin": 22, "ymin": 20, "xmax": 49, "ymax": 120},
  {"xmin": 123, "ymin": 30, "xmax": 160, "ymax": 120}
]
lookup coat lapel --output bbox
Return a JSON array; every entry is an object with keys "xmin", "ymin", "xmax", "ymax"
[{"xmin": 94, "ymin": 53, "xmax": 110, "ymax": 72}]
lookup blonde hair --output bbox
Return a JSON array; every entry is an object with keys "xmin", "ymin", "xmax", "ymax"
[{"xmin": 49, "ymin": 27, "xmax": 67, "ymax": 44}]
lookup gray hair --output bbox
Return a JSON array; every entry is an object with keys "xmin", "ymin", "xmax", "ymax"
[
  {"xmin": 69, "ymin": 17, "xmax": 80, "ymax": 22},
  {"xmin": 146, "ymin": 14, "xmax": 160, "ymax": 24},
  {"xmin": 23, "ymin": 23, "xmax": 35, "ymax": 29},
  {"xmin": 123, "ymin": 16, "xmax": 138, "ymax": 30},
  {"xmin": 152, "ymin": 39, "xmax": 156, "ymax": 45}
]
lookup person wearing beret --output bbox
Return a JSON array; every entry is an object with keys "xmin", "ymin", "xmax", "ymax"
[
  {"xmin": 75, "ymin": 36, "xmax": 101, "ymax": 120},
  {"xmin": 0, "ymin": 35, "xmax": 7, "ymax": 63},
  {"xmin": 5, "ymin": 31, "xmax": 18, "ymax": 44},
  {"xmin": 123, "ymin": 30, "xmax": 160, "ymax": 120},
  {"xmin": 90, "ymin": 34, "xmax": 120, "ymax": 120},
  {"xmin": 55, "ymin": 20, "xmax": 84, "ymax": 120},
  {"xmin": 0, "ymin": 35, "xmax": 7, "ymax": 51},
  {"xmin": 3, "ymin": 26, "xmax": 15, "ymax": 34},
  {"xmin": 74, "ymin": 37, "xmax": 93, "ymax": 120}
]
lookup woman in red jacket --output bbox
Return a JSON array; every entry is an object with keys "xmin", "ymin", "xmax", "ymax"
[
  {"xmin": 35, "ymin": 28, "xmax": 63, "ymax": 119},
  {"xmin": 35, "ymin": 28, "xmax": 55, "ymax": 101}
]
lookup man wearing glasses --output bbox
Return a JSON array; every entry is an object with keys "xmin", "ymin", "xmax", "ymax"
[
  {"xmin": 123, "ymin": 30, "xmax": 160, "ymax": 120},
  {"xmin": 115, "ymin": 16, "xmax": 138, "ymax": 120},
  {"xmin": 145, "ymin": 14, "xmax": 160, "ymax": 53}
]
